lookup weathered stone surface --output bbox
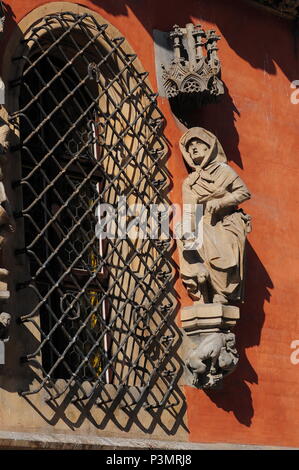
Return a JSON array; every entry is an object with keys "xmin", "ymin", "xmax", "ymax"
[
  {"xmin": 0, "ymin": 430, "xmax": 294, "ymax": 450},
  {"xmin": 181, "ymin": 303, "xmax": 240, "ymax": 334},
  {"xmin": 162, "ymin": 24, "xmax": 224, "ymax": 106},
  {"xmin": 177, "ymin": 127, "xmax": 251, "ymax": 389}
]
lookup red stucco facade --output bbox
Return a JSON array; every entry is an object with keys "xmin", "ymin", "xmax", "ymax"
[{"xmin": 2, "ymin": 0, "xmax": 299, "ymax": 448}]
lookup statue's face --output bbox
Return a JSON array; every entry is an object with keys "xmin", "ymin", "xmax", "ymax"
[{"xmin": 187, "ymin": 138, "xmax": 210, "ymax": 164}]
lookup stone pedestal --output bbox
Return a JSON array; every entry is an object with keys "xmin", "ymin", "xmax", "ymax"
[
  {"xmin": 181, "ymin": 303, "xmax": 240, "ymax": 335},
  {"xmin": 180, "ymin": 303, "xmax": 240, "ymax": 389}
]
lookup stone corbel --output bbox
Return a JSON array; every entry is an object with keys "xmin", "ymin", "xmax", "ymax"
[{"xmin": 181, "ymin": 303, "xmax": 239, "ymax": 389}]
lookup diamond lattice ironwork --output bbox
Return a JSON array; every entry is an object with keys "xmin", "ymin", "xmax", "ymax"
[{"xmin": 10, "ymin": 12, "xmax": 181, "ymax": 410}]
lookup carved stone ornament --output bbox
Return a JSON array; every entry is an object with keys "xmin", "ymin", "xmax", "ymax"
[
  {"xmin": 162, "ymin": 23, "xmax": 224, "ymax": 105},
  {"xmin": 177, "ymin": 127, "xmax": 251, "ymax": 389}
]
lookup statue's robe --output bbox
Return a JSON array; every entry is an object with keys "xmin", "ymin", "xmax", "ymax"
[{"xmin": 179, "ymin": 127, "xmax": 251, "ymax": 302}]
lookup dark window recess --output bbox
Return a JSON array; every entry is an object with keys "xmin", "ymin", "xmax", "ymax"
[{"xmin": 10, "ymin": 12, "xmax": 180, "ymax": 409}]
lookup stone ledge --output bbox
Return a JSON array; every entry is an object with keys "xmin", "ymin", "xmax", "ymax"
[{"xmin": 0, "ymin": 430, "xmax": 296, "ymax": 450}]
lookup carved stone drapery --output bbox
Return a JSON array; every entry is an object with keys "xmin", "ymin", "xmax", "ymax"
[{"xmin": 177, "ymin": 127, "xmax": 251, "ymax": 389}]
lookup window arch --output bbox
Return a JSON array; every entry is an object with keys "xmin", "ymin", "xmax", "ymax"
[{"xmin": 7, "ymin": 9, "xmax": 180, "ymax": 410}]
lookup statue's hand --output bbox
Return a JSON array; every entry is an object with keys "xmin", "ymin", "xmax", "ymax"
[
  {"xmin": 207, "ymin": 193, "xmax": 237, "ymax": 214},
  {"xmin": 206, "ymin": 199, "xmax": 222, "ymax": 215},
  {"xmin": 196, "ymin": 264, "xmax": 209, "ymax": 284}
]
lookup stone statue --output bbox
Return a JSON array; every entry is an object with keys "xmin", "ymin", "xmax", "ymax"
[{"xmin": 177, "ymin": 127, "xmax": 251, "ymax": 389}]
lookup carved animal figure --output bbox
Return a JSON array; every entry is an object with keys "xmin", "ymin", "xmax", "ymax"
[
  {"xmin": 187, "ymin": 332, "xmax": 226, "ymax": 375},
  {"xmin": 218, "ymin": 335, "xmax": 239, "ymax": 373},
  {"xmin": 187, "ymin": 332, "xmax": 237, "ymax": 381}
]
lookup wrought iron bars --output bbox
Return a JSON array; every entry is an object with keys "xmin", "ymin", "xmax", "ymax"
[{"xmin": 10, "ymin": 12, "xmax": 181, "ymax": 410}]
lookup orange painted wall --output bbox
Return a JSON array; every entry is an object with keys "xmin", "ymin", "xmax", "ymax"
[{"xmin": 3, "ymin": 0, "xmax": 299, "ymax": 448}]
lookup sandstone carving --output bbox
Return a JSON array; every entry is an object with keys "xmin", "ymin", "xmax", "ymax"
[
  {"xmin": 0, "ymin": 0, "xmax": 13, "ymax": 362},
  {"xmin": 186, "ymin": 331, "xmax": 238, "ymax": 388},
  {"xmin": 162, "ymin": 23, "xmax": 224, "ymax": 105},
  {"xmin": 177, "ymin": 127, "xmax": 251, "ymax": 389}
]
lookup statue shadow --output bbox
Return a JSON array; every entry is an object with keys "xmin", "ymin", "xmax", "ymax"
[
  {"xmin": 174, "ymin": 83, "xmax": 243, "ymax": 168},
  {"xmin": 88, "ymin": 0, "xmax": 299, "ymax": 175},
  {"xmin": 204, "ymin": 241, "xmax": 272, "ymax": 426},
  {"xmin": 2, "ymin": 0, "xmax": 274, "ymax": 434}
]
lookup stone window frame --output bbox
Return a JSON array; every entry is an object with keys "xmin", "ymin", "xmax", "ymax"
[{"xmin": 1, "ymin": 2, "xmax": 182, "ymax": 413}]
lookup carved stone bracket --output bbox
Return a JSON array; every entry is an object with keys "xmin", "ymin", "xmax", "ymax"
[
  {"xmin": 181, "ymin": 303, "xmax": 239, "ymax": 389},
  {"xmin": 162, "ymin": 23, "xmax": 224, "ymax": 106}
]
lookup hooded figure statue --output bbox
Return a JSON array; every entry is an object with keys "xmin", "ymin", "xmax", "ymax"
[{"xmin": 177, "ymin": 127, "xmax": 251, "ymax": 304}]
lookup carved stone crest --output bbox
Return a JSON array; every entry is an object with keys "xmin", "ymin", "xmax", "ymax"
[{"xmin": 162, "ymin": 23, "xmax": 224, "ymax": 106}]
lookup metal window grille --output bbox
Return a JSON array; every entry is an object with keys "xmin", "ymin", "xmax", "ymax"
[{"xmin": 9, "ymin": 12, "xmax": 182, "ymax": 410}]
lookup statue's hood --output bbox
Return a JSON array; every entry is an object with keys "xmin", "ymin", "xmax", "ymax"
[{"xmin": 179, "ymin": 127, "xmax": 227, "ymax": 171}]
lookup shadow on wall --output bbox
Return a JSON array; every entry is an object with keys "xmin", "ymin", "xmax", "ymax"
[
  {"xmin": 88, "ymin": 0, "xmax": 299, "ymax": 171},
  {"xmin": 88, "ymin": 0, "xmax": 299, "ymax": 79},
  {"xmin": 87, "ymin": 0, "xmax": 276, "ymax": 426},
  {"xmin": 177, "ymin": 83, "xmax": 243, "ymax": 168},
  {"xmin": 0, "ymin": 3, "xmax": 39, "ymax": 393},
  {"xmin": 204, "ymin": 241, "xmax": 272, "ymax": 427},
  {"xmin": 88, "ymin": 0, "xmax": 278, "ymax": 429}
]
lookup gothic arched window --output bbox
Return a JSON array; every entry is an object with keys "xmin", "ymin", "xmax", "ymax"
[{"xmin": 9, "ymin": 12, "xmax": 178, "ymax": 408}]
